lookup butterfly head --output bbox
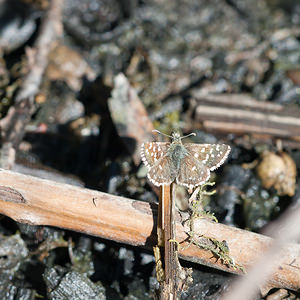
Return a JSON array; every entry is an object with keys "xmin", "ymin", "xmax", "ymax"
[
  {"xmin": 171, "ymin": 132, "xmax": 182, "ymax": 143},
  {"xmin": 153, "ymin": 130, "xmax": 196, "ymax": 143},
  {"xmin": 171, "ymin": 132, "xmax": 196, "ymax": 144}
]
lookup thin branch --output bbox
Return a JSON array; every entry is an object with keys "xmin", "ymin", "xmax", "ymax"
[
  {"xmin": 15, "ymin": 0, "xmax": 63, "ymax": 104},
  {"xmin": 0, "ymin": 0, "xmax": 63, "ymax": 165}
]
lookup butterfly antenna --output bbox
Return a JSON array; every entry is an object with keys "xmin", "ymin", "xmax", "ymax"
[
  {"xmin": 180, "ymin": 132, "xmax": 196, "ymax": 140},
  {"xmin": 152, "ymin": 130, "xmax": 173, "ymax": 139}
]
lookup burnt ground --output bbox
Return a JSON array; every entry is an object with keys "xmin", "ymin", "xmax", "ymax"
[{"xmin": 0, "ymin": 0, "xmax": 300, "ymax": 299}]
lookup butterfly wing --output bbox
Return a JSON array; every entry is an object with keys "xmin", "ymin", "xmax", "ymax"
[
  {"xmin": 141, "ymin": 142, "xmax": 176, "ymax": 186},
  {"xmin": 147, "ymin": 155, "xmax": 177, "ymax": 186},
  {"xmin": 141, "ymin": 142, "xmax": 170, "ymax": 169},
  {"xmin": 184, "ymin": 144, "xmax": 231, "ymax": 171},
  {"xmin": 176, "ymin": 155, "xmax": 210, "ymax": 188}
]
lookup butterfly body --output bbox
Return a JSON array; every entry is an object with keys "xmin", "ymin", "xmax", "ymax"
[
  {"xmin": 141, "ymin": 132, "xmax": 230, "ymax": 188},
  {"xmin": 167, "ymin": 140, "xmax": 188, "ymax": 170}
]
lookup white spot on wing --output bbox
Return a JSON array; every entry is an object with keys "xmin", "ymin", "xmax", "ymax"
[{"xmin": 202, "ymin": 153, "xmax": 209, "ymax": 163}]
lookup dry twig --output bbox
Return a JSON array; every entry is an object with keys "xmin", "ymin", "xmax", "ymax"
[
  {"xmin": 186, "ymin": 93, "xmax": 300, "ymax": 148},
  {"xmin": 0, "ymin": 0, "xmax": 63, "ymax": 167},
  {"xmin": 156, "ymin": 184, "xmax": 180, "ymax": 299}
]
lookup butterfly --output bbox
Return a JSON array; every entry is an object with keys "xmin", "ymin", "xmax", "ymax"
[{"xmin": 141, "ymin": 131, "xmax": 230, "ymax": 188}]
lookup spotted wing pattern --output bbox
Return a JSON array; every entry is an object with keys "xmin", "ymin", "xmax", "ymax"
[
  {"xmin": 141, "ymin": 142, "xmax": 170, "ymax": 169},
  {"xmin": 176, "ymin": 155, "xmax": 210, "ymax": 188},
  {"xmin": 184, "ymin": 144, "xmax": 231, "ymax": 171},
  {"xmin": 141, "ymin": 139, "xmax": 231, "ymax": 188},
  {"xmin": 147, "ymin": 155, "xmax": 177, "ymax": 186}
]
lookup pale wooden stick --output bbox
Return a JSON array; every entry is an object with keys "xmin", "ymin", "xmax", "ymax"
[{"xmin": 0, "ymin": 169, "xmax": 299, "ymax": 294}]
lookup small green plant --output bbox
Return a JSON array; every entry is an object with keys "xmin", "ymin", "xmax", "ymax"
[{"xmin": 183, "ymin": 182, "xmax": 245, "ymax": 272}]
